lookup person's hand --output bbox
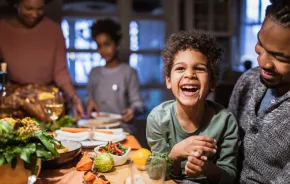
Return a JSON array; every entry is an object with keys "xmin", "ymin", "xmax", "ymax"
[
  {"xmin": 185, "ymin": 149, "xmax": 207, "ymax": 177},
  {"xmin": 86, "ymin": 98, "xmax": 99, "ymax": 117},
  {"xmin": 170, "ymin": 136, "xmax": 216, "ymax": 160},
  {"xmin": 122, "ymin": 108, "xmax": 134, "ymax": 122},
  {"xmin": 72, "ymin": 96, "xmax": 85, "ymax": 120}
]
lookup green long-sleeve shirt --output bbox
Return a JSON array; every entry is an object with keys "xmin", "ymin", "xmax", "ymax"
[{"xmin": 146, "ymin": 100, "xmax": 238, "ymax": 184}]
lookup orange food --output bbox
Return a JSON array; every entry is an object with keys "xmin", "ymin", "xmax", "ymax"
[
  {"xmin": 61, "ymin": 127, "xmax": 89, "ymax": 132},
  {"xmin": 61, "ymin": 127, "xmax": 113, "ymax": 134},
  {"xmin": 93, "ymin": 178, "xmax": 109, "ymax": 184},
  {"xmin": 96, "ymin": 130, "xmax": 113, "ymax": 134},
  {"xmin": 76, "ymin": 152, "xmax": 93, "ymax": 171},
  {"xmin": 83, "ymin": 171, "xmax": 96, "ymax": 182},
  {"xmin": 130, "ymin": 148, "xmax": 151, "ymax": 171}
]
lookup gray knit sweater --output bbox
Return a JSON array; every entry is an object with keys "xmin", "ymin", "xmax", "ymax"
[{"xmin": 228, "ymin": 67, "xmax": 290, "ymax": 184}]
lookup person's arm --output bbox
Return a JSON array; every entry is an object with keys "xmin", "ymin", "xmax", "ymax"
[
  {"xmin": 270, "ymin": 163, "xmax": 290, "ymax": 184},
  {"xmin": 53, "ymin": 27, "xmax": 84, "ymax": 119},
  {"xmin": 185, "ymin": 150, "xmax": 219, "ymax": 179},
  {"xmin": 211, "ymin": 114, "xmax": 239, "ymax": 184},
  {"xmin": 146, "ymin": 113, "xmax": 170, "ymax": 153},
  {"xmin": 185, "ymin": 114, "xmax": 238, "ymax": 184},
  {"xmin": 146, "ymin": 110, "xmax": 183, "ymax": 174},
  {"xmin": 228, "ymin": 70, "xmax": 252, "ymax": 117},
  {"xmin": 60, "ymin": 83, "xmax": 85, "ymax": 119}
]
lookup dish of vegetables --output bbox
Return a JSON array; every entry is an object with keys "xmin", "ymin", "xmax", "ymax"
[{"xmin": 98, "ymin": 141, "xmax": 127, "ymax": 156}]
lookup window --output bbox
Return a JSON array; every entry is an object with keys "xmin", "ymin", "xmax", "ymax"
[
  {"xmin": 60, "ymin": 0, "xmax": 171, "ymax": 116},
  {"xmin": 128, "ymin": 19, "xmax": 165, "ymax": 114},
  {"xmin": 61, "ymin": 17, "xmax": 105, "ymax": 84},
  {"xmin": 129, "ymin": 20, "xmax": 165, "ymax": 86},
  {"xmin": 61, "ymin": 17, "xmax": 165, "ymax": 114},
  {"xmin": 239, "ymin": 0, "xmax": 271, "ymax": 70}
]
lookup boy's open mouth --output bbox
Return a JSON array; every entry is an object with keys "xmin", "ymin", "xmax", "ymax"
[{"xmin": 181, "ymin": 85, "xmax": 199, "ymax": 96}]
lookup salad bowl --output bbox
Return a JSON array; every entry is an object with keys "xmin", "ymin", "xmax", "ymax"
[
  {"xmin": 42, "ymin": 140, "xmax": 82, "ymax": 169},
  {"xmin": 94, "ymin": 142, "xmax": 131, "ymax": 166}
]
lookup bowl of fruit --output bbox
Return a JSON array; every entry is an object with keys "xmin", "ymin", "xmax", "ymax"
[{"xmin": 94, "ymin": 141, "xmax": 131, "ymax": 166}]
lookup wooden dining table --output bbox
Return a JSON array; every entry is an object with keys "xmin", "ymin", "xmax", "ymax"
[{"xmin": 36, "ymin": 135, "xmax": 178, "ymax": 184}]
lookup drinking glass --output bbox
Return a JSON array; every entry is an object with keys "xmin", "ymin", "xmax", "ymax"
[
  {"xmin": 0, "ymin": 95, "xmax": 12, "ymax": 118},
  {"xmin": 125, "ymin": 157, "xmax": 166, "ymax": 184},
  {"xmin": 0, "ymin": 102, "xmax": 12, "ymax": 119},
  {"xmin": 43, "ymin": 92, "xmax": 64, "ymax": 124}
]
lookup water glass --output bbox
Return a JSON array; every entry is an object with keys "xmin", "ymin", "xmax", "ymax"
[
  {"xmin": 0, "ymin": 96, "xmax": 12, "ymax": 118},
  {"xmin": 125, "ymin": 157, "xmax": 166, "ymax": 184},
  {"xmin": 42, "ymin": 91, "xmax": 64, "ymax": 123}
]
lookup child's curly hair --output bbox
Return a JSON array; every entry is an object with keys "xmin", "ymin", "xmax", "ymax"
[
  {"xmin": 162, "ymin": 30, "xmax": 223, "ymax": 84},
  {"xmin": 91, "ymin": 19, "xmax": 122, "ymax": 45}
]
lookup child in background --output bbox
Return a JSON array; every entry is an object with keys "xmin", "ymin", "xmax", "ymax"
[
  {"xmin": 86, "ymin": 19, "xmax": 144, "ymax": 134},
  {"xmin": 146, "ymin": 30, "xmax": 238, "ymax": 184}
]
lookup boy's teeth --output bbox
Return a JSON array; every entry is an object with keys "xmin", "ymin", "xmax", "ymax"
[{"xmin": 182, "ymin": 86, "xmax": 197, "ymax": 89}]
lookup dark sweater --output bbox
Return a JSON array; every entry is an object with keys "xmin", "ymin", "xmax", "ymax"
[{"xmin": 228, "ymin": 67, "xmax": 290, "ymax": 184}]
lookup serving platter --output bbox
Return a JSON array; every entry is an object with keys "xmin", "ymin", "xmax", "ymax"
[
  {"xmin": 54, "ymin": 129, "xmax": 127, "ymax": 148},
  {"xmin": 77, "ymin": 112, "xmax": 122, "ymax": 128}
]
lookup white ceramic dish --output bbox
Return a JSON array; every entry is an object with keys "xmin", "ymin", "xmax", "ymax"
[
  {"xmin": 42, "ymin": 140, "xmax": 82, "ymax": 169},
  {"xmin": 77, "ymin": 112, "xmax": 122, "ymax": 128},
  {"xmin": 54, "ymin": 130, "xmax": 127, "ymax": 148},
  {"xmin": 81, "ymin": 134, "xmax": 126, "ymax": 148},
  {"xmin": 94, "ymin": 145, "xmax": 131, "ymax": 166}
]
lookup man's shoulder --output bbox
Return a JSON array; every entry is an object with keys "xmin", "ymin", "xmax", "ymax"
[
  {"xmin": 233, "ymin": 67, "xmax": 260, "ymax": 91},
  {"xmin": 239, "ymin": 67, "xmax": 260, "ymax": 82}
]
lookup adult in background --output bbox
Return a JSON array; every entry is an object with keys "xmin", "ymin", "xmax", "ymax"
[
  {"xmin": 0, "ymin": 0, "xmax": 85, "ymax": 119},
  {"xmin": 228, "ymin": 0, "xmax": 290, "ymax": 183}
]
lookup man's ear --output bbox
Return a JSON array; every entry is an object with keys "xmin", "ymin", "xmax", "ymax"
[{"xmin": 166, "ymin": 76, "xmax": 172, "ymax": 89}]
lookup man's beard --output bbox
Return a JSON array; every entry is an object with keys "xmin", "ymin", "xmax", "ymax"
[{"xmin": 260, "ymin": 75, "xmax": 283, "ymax": 88}]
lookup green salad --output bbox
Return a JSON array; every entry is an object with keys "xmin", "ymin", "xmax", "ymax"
[
  {"xmin": 98, "ymin": 142, "xmax": 127, "ymax": 156},
  {"xmin": 0, "ymin": 117, "xmax": 62, "ymax": 172},
  {"xmin": 36, "ymin": 115, "xmax": 77, "ymax": 131}
]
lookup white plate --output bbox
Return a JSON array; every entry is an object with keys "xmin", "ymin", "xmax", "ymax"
[
  {"xmin": 77, "ymin": 112, "xmax": 122, "ymax": 128},
  {"xmin": 80, "ymin": 133, "xmax": 126, "ymax": 148},
  {"xmin": 54, "ymin": 129, "xmax": 127, "ymax": 148},
  {"xmin": 77, "ymin": 120, "xmax": 121, "ymax": 128}
]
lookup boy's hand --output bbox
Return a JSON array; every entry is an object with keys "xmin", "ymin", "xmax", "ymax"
[
  {"xmin": 185, "ymin": 150, "xmax": 206, "ymax": 177},
  {"xmin": 86, "ymin": 98, "xmax": 99, "ymax": 117},
  {"xmin": 170, "ymin": 136, "xmax": 216, "ymax": 160}
]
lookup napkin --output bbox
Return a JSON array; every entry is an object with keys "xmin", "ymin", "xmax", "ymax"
[
  {"xmin": 55, "ymin": 130, "xmax": 125, "ymax": 142},
  {"xmin": 55, "ymin": 130, "xmax": 89, "ymax": 141}
]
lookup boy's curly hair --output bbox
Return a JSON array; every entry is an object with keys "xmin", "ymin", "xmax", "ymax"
[
  {"xmin": 162, "ymin": 30, "xmax": 223, "ymax": 84},
  {"xmin": 91, "ymin": 19, "xmax": 122, "ymax": 45}
]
